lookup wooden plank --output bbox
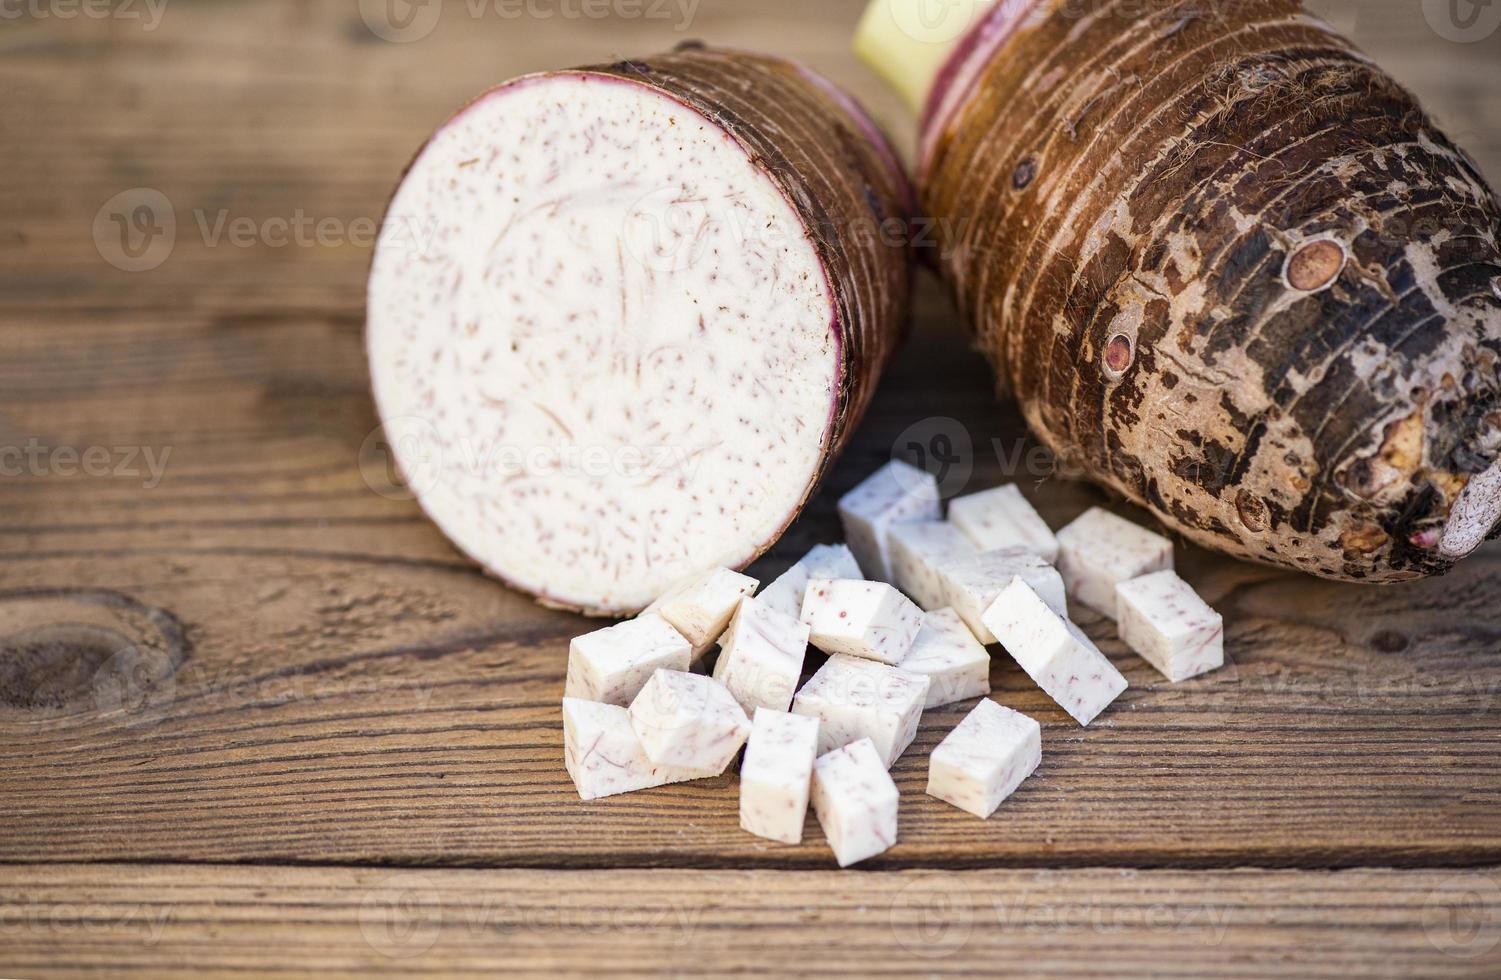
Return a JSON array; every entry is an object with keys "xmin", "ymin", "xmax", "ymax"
[
  {"xmin": 0, "ymin": 0, "xmax": 1497, "ymax": 317},
  {"xmin": 1, "ymin": 864, "xmax": 1497, "ymax": 978},
  {"xmin": 0, "ymin": 0, "xmax": 909, "ymax": 317},
  {"xmin": 2, "ymin": 297, "xmax": 1499, "ymax": 869},
  {"xmin": 0, "ymin": 2, "xmax": 1498, "ymax": 975}
]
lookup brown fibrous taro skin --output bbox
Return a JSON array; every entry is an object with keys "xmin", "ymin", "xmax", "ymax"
[
  {"xmin": 366, "ymin": 46, "xmax": 912, "ymax": 615},
  {"xmin": 906, "ymin": 0, "xmax": 1501, "ymax": 582}
]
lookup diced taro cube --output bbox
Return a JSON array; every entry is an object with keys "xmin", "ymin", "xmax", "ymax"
[
  {"xmin": 937, "ymin": 547, "xmax": 1067, "ymax": 643},
  {"xmin": 981, "ymin": 579, "xmax": 1128, "ymax": 726},
  {"xmin": 837, "ymin": 460, "xmax": 941, "ymax": 582},
  {"xmin": 564, "ymin": 612, "xmax": 692, "ymax": 706},
  {"xmin": 898, "ymin": 607, "xmax": 991, "ymax": 708},
  {"xmin": 739, "ymin": 708, "xmax": 820, "ymax": 844},
  {"xmin": 628, "ymin": 669, "xmax": 750, "ymax": 772},
  {"xmin": 800, "ymin": 578, "xmax": 922, "ymax": 665},
  {"xmin": 712, "ymin": 596, "xmax": 810, "ymax": 714},
  {"xmin": 1055, "ymin": 507, "xmax": 1173, "ymax": 619},
  {"xmin": 810, "ymin": 737, "xmax": 899, "ymax": 867},
  {"xmin": 926, "ymin": 699, "xmax": 1041, "ymax": 818},
  {"xmin": 790, "ymin": 654, "xmax": 929, "ymax": 767},
  {"xmin": 948, "ymin": 484, "xmax": 1059, "ymax": 562},
  {"xmin": 1115, "ymin": 570, "xmax": 1224, "ymax": 682}
]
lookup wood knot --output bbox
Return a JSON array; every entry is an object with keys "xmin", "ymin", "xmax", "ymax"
[
  {"xmin": 1102, "ymin": 333, "xmax": 1134, "ymax": 380},
  {"xmin": 1235, "ymin": 488, "xmax": 1268, "ymax": 532},
  {"xmin": 1011, "ymin": 157, "xmax": 1036, "ymax": 191},
  {"xmin": 0, "ymin": 588, "xmax": 188, "ymax": 720},
  {"xmin": 1284, "ymin": 238, "xmax": 1346, "ymax": 292},
  {"xmin": 1369, "ymin": 630, "xmax": 1409, "ymax": 654}
]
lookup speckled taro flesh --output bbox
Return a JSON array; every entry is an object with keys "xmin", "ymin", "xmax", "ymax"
[{"xmin": 368, "ymin": 47, "xmax": 912, "ymax": 614}]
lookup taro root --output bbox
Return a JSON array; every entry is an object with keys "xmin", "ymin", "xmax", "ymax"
[
  {"xmin": 858, "ymin": 0, "xmax": 1501, "ymax": 581},
  {"xmin": 368, "ymin": 47, "xmax": 912, "ymax": 614}
]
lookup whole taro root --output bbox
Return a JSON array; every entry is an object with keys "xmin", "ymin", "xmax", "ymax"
[{"xmin": 861, "ymin": 0, "xmax": 1501, "ymax": 581}]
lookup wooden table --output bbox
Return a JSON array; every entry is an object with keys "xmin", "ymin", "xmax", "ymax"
[{"xmin": 3, "ymin": 0, "xmax": 1500, "ymax": 975}]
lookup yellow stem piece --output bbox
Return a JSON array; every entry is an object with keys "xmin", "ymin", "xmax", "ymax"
[{"xmin": 854, "ymin": 0, "xmax": 1001, "ymax": 115}]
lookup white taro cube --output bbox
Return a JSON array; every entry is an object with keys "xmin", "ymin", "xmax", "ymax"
[
  {"xmin": 1115, "ymin": 570, "xmax": 1224, "ymax": 682},
  {"xmin": 926, "ymin": 699, "xmax": 1042, "ymax": 819},
  {"xmin": 757, "ymin": 543, "xmax": 863, "ymax": 621},
  {"xmin": 712, "ymin": 596, "xmax": 810, "ymax": 714},
  {"xmin": 948, "ymin": 484, "xmax": 1060, "ymax": 563},
  {"xmin": 564, "ymin": 613, "xmax": 692, "ymax": 707},
  {"xmin": 739, "ymin": 708, "xmax": 820, "ymax": 844},
  {"xmin": 887, "ymin": 521, "xmax": 979, "ymax": 610},
  {"xmin": 981, "ymin": 579, "xmax": 1128, "ymax": 726},
  {"xmin": 837, "ymin": 460, "xmax": 941, "ymax": 582},
  {"xmin": 800, "ymin": 578, "xmax": 923, "ymax": 665},
  {"xmin": 562, "ymin": 698, "xmax": 714, "ymax": 801},
  {"xmin": 899, "ymin": 607, "xmax": 991, "ymax": 709},
  {"xmin": 628, "ymin": 670, "xmax": 750, "ymax": 773},
  {"xmin": 648, "ymin": 567, "xmax": 759, "ymax": 657},
  {"xmin": 791, "ymin": 654, "xmax": 929, "ymax": 768},
  {"xmin": 810, "ymin": 737, "xmax": 899, "ymax": 867},
  {"xmin": 1055, "ymin": 507, "xmax": 1173, "ymax": 619},
  {"xmin": 937, "ymin": 547, "xmax": 1068, "ymax": 643}
]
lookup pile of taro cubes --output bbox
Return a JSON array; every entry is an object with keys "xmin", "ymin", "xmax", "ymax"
[{"xmin": 562, "ymin": 460, "xmax": 1225, "ymax": 867}]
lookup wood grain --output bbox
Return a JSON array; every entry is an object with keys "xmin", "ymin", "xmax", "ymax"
[
  {"xmin": 2, "ymin": 0, "xmax": 1501, "ymax": 975},
  {"xmin": 2, "ymin": 864, "xmax": 1498, "ymax": 978},
  {"xmin": 0, "ymin": 0, "xmax": 1496, "ymax": 317},
  {"xmin": 2, "ymin": 296, "xmax": 1499, "ymax": 870}
]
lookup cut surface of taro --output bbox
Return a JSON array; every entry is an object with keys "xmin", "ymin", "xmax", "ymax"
[{"xmin": 368, "ymin": 52, "xmax": 909, "ymax": 614}]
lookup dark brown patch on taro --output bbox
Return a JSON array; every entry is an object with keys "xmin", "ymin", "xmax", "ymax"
[
  {"xmin": 1235, "ymin": 489, "xmax": 1269, "ymax": 533},
  {"xmin": 1169, "ymin": 436, "xmax": 1238, "ymax": 496}
]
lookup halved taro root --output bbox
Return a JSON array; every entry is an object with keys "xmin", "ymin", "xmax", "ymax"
[{"xmin": 367, "ymin": 47, "xmax": 913, "ymax": 615}]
